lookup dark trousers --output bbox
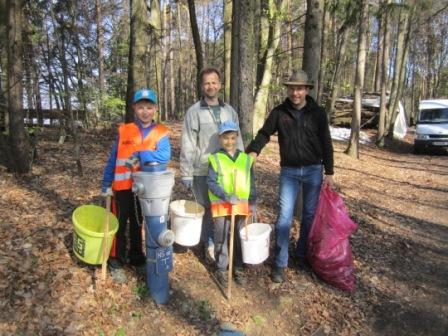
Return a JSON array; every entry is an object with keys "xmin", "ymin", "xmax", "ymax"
[
  {"xmin": 214, "ymin": 215, "xmax": 245, "ymax": 271},
  {"xmin": 114, "ymin": 190, "xmax": 144, "ymax": 264}
]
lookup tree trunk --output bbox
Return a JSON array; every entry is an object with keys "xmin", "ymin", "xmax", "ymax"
[
  {"xmin": 253, "ymin": 0, "xmax": 287, "ymax": 134},
  {"xmin": 167, "ymin": 5, "xmax": 175, "ymax": 120},
  {"xmin": 377, "ymin": 0, "xmax": 391, "ymax": 146},
  {"xmin": 33, "ymin": 58, "xmax": 43, "ymax": 126},
  {"xmin": 231, "ymin": 0, "xmax": 255, "ymax": 145},
  {"xmin": 126, "ymin": 0, "xmax": 150, "ymax": 122},
  {"xmin": 149, "ymin": 0, "xmax": 163, "ymax": 122},
  {"xmin": 345, "ymin": 0, "xmax": 368, "ymax": 159},
  {"xmin": 317, "ymin": 1, "xmax": 328, "ymax": 103},
  {"xmin": 4, "ymin": 0, "xmax": 31, "ymax": 173},
  {"xmin": 162, "ymin": 3, "xmax": 168, "ymax": 121},
  {"xmin": 58, "ymin": 13, "xmax": 82, "ymax": 175},
  {"xmin": 374, "ymin": 10, "xmax": 383, "ymax": 92},
  {"xmin": 229, "ymin": 0, "xmax": 239, "ymax": 110},
  {"xmin": 287, "ymin": 0, "xmax": 293, "ymax": 74},
  {"xmin": 387, "ymin": 6, "xmax": 411, "ymax": 139},
  {"xmin": 303, "ymin": 0, "xmax": 323, "ymax": 99},
  {"xmin": 95, "ymin": 0, "xmax": 105, "ymax": 120},
  {"xmin": 326, "ymin": 27, "xmax": 349, "ymax": 119},
  {"xmin": 255, "ymin": 0, "xmax": 269, "ymax": 89},
  {"xmin": 187, "ymin": 0, "xmax": 203, "ymax": 100},
  {"xmin": 176, "ymin": 1, "xmax": 184, "ymax": 119},
  {"xmin": 224, "ymin": 0, "xmax": 232, "ymax": 101}
]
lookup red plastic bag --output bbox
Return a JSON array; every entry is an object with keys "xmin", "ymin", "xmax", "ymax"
[{"xmin": 307, "ymin": 186, "xmax": 358, "ymax": 291}]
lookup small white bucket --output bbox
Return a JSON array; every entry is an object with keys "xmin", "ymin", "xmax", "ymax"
[
  {"xmin": 170, "ymin": 200, "xmax": 204, "ymax": 247},
  {"xmin": 239, "ymin": 223, "xmax": 272, "ymax": 265}
]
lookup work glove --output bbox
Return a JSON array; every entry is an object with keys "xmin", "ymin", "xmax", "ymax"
[
  {"xmin": 101, "ymin": 187, "xmax": 113, "ymax": 197},
  {"xmin": 181, "ymin": 177, "xmax": 193, "ymax": 189},
  {"xmin": 227, "ymin": 195, "xmax": 240, "ymax": 205}
]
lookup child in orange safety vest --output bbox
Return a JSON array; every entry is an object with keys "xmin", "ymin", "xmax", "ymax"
[
  {"xmin": 207, "ymin": 121, "xmax": 256, "ymax": 287},
  {"xmin": 101, "ymin": 89, "xmax": 171, "ymax": 282}
]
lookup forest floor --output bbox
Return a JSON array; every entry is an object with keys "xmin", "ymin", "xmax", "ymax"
[{"xmin": 0, "ymin": 122, "xmax": 447, "ymax": 336}]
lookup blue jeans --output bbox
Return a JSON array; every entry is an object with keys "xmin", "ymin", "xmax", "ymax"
[{"xmin": 274, "ymin": 165, "xmax": 323, "ymax": 268}]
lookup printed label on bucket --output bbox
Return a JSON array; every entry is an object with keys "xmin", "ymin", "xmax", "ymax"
[{"xmin": 73, "ymin": 232, "xmax": 86, "ymax": 257}]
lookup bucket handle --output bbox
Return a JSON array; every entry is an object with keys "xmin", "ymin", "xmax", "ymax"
[{"xmin": 191, "ymin": 186, "xmax": 200, "ymax": 214}]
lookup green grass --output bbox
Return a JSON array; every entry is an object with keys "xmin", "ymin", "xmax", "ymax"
[
  {"xmin": 132, "ymin": 283, "xmax": 149, "ymax": 300},
  {"xmin": 195, "ymin": 299, "xmax": 214, "ymax": 321}
]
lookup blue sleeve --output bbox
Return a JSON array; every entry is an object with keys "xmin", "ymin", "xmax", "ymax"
[
  {"xmin": 101, "ymin": 138, "xmax": 118, "ymax": 191},
  {"xmin": 138, "ymin": 135, "xmax": 171, "ymax": 165},
  {"xmin": 207, "ymin": 164, "xmax": 227, "ymax": 201}
]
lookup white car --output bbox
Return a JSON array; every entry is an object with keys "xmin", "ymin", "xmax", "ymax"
[{"xmin": 414, "ymin": 99, "xmax": 448, "ymax": 153}]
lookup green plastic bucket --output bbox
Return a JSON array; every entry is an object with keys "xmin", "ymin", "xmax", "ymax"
[{"xmin": 72, "ymin": 204, "xmax": 119, "ymax": 265}]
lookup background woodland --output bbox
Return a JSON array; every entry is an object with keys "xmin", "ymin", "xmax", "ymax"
[{"xmin": 0, "ymin": 0, "xmax": 447, "ymax": 172}]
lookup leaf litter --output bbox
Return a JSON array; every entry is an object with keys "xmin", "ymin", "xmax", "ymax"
[{"xmin": 0, "ymin": 123, "xmax": 447, "ymax": 335}]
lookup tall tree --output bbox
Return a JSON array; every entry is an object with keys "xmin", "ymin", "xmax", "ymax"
[
  {"xmin": 325, "ymin": 0, "xmax": 356, "ymax": 118},
  {"xmin": 175, "ymin": 0, "xmax": 184, "ymax": 118},
  {"xmin": 345, "ymin": 0, "xmax": 368, "ymax": 158},
  {"xmin": 223, "ymin": 0, "xmax": 232, "ymax": 101},
  {"xmin": 55, "ymin": 4, "xmax": 82, "ymax": 174},
  {"xmin": 231, "ymin": 0, "xmax": 255, "ymax": 144},
  {"xmin": 3, "ymin": 0, "xmax": 31, "ymax": 172},
  {"xmin": 252, "ymin": 0, "xmax": 287, "ymax": 134},
  {"xmin": 95, "ymin": 0, "xmax": 105, "ymax": 119},
  {"xmin": 167, "ymin": 4, "xmax": 175, "ymax": 120},
  {"xmin": 302, "ymin": 0, "xmax": 323, "ymax": 99},
  {"xmin": 125, "ymin": 0, "xmax": 150, "ymax": 122},
  {"xmin": 187, "ymin": 0, "xmax": 203, "ymax": 99},
  {"xmin": 386, "ymin": 4, "xmax": 412, "ymax": 139},
  {"xmin": 373, "ymin": 7, "xmax": 384, "ymax": 92},
  {"xmin": 377, "ymin": 0, "xmax": 391, "ymax": 145}
]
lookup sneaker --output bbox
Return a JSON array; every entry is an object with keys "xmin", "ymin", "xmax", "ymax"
[
  {"xmin": 204, "ymin": 244, "xmax": 215, "ymax": 265},
  {"xmin": 215, "ymin": 270, "xmax": 228, "ymax": 288},
  {"xmin": 233, "ymin": 268, "xmax": 247, "ymax": 285},
  {"xmin": 271, "ymin": 266, "xmax": 285, "ymax": 283}
]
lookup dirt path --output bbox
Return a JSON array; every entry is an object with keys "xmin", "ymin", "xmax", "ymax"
[{"xmin": 0, "ymin": 123, "xmax": 447, "ymax": 335}]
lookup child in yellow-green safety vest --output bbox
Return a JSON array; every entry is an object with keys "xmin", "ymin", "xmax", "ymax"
[{"xmin": 207, "ymin": 121, "xmax": 256, "ymax": 287}]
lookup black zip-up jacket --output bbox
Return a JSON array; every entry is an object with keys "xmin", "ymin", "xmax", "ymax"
[{"xmin": 246, "ymin": 95, "xmax": 334, "ymax": 175}]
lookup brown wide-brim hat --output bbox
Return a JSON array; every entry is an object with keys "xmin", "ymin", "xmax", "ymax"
[{"xmin": 283, "ymin": 70, "xmax": 314, "ymax": 89}]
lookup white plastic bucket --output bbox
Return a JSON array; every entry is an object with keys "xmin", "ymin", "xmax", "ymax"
[
  {"xmin": 170, "ymin": 200, "xmax": 204, "ymax": 247},
  {"xmin": 239, "ymin": 223, "xmax": 272, "ymax": 264}
]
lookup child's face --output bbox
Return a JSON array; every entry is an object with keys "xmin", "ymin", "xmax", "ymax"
[
  {"xmin": 133, "ymin": 100, "xmax": 157, "ymax": 127},
  {"xmin": 220, "ymin": 131, "xmax": 238, "ymax": 153}
]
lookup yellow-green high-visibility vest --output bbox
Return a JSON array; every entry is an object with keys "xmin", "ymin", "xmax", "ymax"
[{"xmin": 208, "ymin": 151, "xmax": 253, "ymax": 217}]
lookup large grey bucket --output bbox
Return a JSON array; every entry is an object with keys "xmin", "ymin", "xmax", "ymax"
[{"xmin": 132, "ymin": 170, "xmax": 175, "ymax": 216}]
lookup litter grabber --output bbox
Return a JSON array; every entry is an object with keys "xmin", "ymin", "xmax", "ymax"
[
  {"xmin": 101, "ymin": 195, "xmax": 112, "ymax": 280},
  {"xmin": 227, "ymin": 169, "xmax": 238, "ymax": 300}
]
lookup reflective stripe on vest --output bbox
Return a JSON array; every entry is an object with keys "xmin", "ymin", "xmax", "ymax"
[
  {"xmin": 112, "ymin": 123, "xmax": 168, "ymax": 191},
  {"xmin": 208, "ymin": 152, "xmax": 253, "ymax": 217}
]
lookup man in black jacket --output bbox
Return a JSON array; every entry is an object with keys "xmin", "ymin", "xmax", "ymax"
[{"xmin": 246, "ymin": 70, "xmax": 335, "ymax": 283}]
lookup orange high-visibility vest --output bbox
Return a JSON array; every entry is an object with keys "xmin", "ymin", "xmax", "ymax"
[{"xmin": 112, "ymin": 123, "xmax": 168, "ymax": 191}]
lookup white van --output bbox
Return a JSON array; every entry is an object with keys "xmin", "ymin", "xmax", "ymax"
[{"xmin": 414, "ymin": 99, "xmax": 448, "ymax": 153}]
